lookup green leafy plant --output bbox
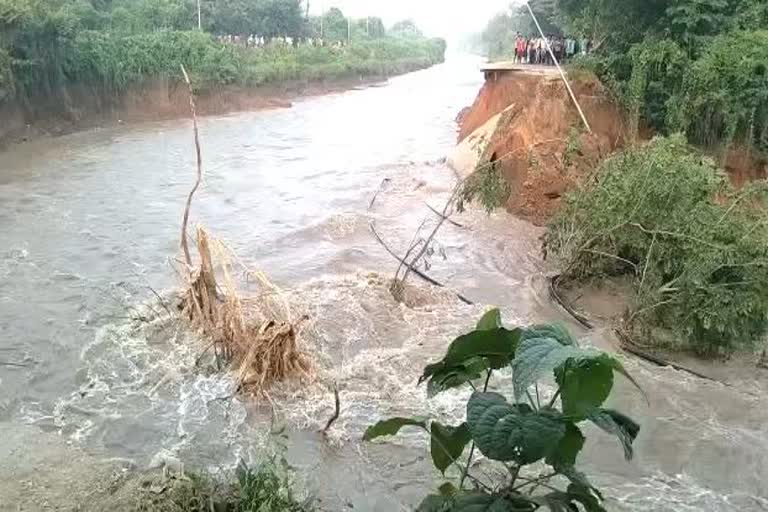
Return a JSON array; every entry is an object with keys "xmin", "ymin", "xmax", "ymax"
[
  {"xmin": 546, "ymin": 135, "xmax": 768, "ymax": 355},
  {"xmin": 134, "ymin": 459, "xmax": 313, "ymax": 512},
  {"xmin": 364, "ymin": 309, "xmax": 643, "ymax": 511}
]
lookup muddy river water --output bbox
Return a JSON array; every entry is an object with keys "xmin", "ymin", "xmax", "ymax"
[{"xmin": 1, "ymin": 55, "xmax": 767, "ymax": 511}]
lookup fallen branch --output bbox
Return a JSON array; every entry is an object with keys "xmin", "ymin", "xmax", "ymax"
[
  {"xmin": 147, "ymin": 285, "xmax": 173, "ymax": 318},
  {"xmin": 425, "ymin": 202, "xmax": 465, "ymax": 228},
  {"xmin": 615, "ymin": 329, "xmax": 726, "ymax": 384},
  {"xmin": 322, "ymin": 383, "xmax": 340, "ymax": 434},
  {"xmin": 368, "ymin": 178, "xmax": 391, "ymax": 210},
  {"xmin": 548, "ymin": 276, "xmax": 593, "ymax": 329},
  {"xmin": 369, "ymin": 221, "xmax": 474, "ymax": 305},
  {"xmin": 398, "ymin": 183, "xmax": 462, "ymax": 289},
  {"xmin": 0, "ymin": 361, "xmax": 27, "ymax": 368},
  {"xmin": 179, "ymin": 64, "xmax": 203, "ymax": 267}
]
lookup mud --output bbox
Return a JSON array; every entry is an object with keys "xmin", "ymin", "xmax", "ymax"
[
  {"xmin": 451, "ymin": 69, "xmax": 626, "ymax": 224},
  {"xmin": 0, "ymin": 75, "xmax": 391, "ymax": 150}
]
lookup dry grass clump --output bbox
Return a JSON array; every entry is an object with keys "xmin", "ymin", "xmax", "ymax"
[{"xmin": 181, "ymin": 226, "xmax": 312, "ymax": 395}]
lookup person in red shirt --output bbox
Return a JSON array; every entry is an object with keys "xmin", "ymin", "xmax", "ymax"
[{"xmin": 516, "ymin": 34, "xmax": 528, "ymax": 64}]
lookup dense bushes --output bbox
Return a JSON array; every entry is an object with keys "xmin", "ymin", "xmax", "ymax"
[
  {"xmin": 546, "ymin": 136, "xmax": 768, "ymax": 355},
  {"xmin": 0, "ymin": 0, "xmax": 446, "ymax": 103},
  {"xmin": 669, "ymin": 30, "xmax": 768, "ymax": 152},
  {"xmin": 3, "ymin": 29, "xmax": 445, "ymax": 98}
]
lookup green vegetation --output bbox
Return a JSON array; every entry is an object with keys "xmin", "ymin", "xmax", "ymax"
[
  {"xmin": 547, "ymin": 136, "xmax": 768, "ymax": 355},
  {"xmin": 479, "ymin": 0, "xmax": 768, "ymax": 154},
  {"xmin": 136, "ymin": 460, "xmax": 313, "ymax": 512},
  {"xmin": 558, "ymin": 0, "xmax": 768, "ymax": 152},
  {"xmin": 0, "ymin": 0, "xmax": 446, "ymax": 104},
  {"xmin": 365, "ymin": 310, "xmax": 642, "ymax": 511},
  {"xmin": 476, "ymin": 1, "xmax": 768, "ymax": 355}
]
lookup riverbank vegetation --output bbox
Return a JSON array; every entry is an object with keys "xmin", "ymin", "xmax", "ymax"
[
  {"xmin": 134, "ymin": 460, "xmax": 313, "ymax": 512},
  {"xmin": 365, "ymin": 311, "xmax": 642, "ymax": 511},
  {"xmin": 547, "ymin": 136, "xmax": 768, "ymax": 355},
  {"xmin": 0, "ymin": 0, "xmax": 446, "ymax": 103},
  {"xmin": 474, "ymin": 1, "xmax": 768, "ymax": 355}
]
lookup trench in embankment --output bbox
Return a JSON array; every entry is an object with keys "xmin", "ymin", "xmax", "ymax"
[{"xmin": 0, "ymin": 63, "xmax": 435, "ymax": 150}]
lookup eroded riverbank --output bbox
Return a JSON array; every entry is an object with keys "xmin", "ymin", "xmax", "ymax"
[{"xmin": 1, "ymin": 57, "xmax": 767, "ymax": 511}]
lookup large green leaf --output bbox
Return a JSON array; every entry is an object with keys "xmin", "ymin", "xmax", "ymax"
[
  {"xmin": 545, "ymin": 423, "xmax": 585, "ymax": 469},
  {"xmin": 421, "ymin": 326, "xmax": 521, "ymax": 396},
  {"xmin": 520, "ymin": 324, "xmax": 578, "ymax": 346},
  {"xmin": 453, "ymin": 493, "xmax": 536, "ymax": 512},
  {"xmin": 362, "ymin": 417, "xmax": 427, "ymax": 441},
  {"xmin": 476, "ymin": 308, "xmax": 503, "ymax": 330},
  {"xmin": 533, "ymin": 492, "xmax": 574, "ymax": 512},
  {"xmin": 466, "ymin": 392, "xmax": 566, "ymax": 464},
  {"xmin": 534, "ymin": 484, "xmax": 606, "ymax": 512},
  {"xmin": 588, "ymin": 408, "xmax": 641, "ymax": 461},
  {"xmin": 565, "ymin": 483, "xmax": 607, "ymax": 512},
  {"xmin": 426, "ymin": 357, "xmax": 488, "ymax": 398},
  {"xmin": 556, "ymin": 358, "xmax": 614, "ymax": 419},
  {"xmin": 513, "ymin": 327, "xmax": 644, "ymax": 405},
  {"xmin": 512, "ymin": 336, "xmax": 597, "ymax": 400},
  {"xmin": 417, "ymin": 494, "xmax": 453, "ymax": 512},
  {"xmin": 430, "ymin": 422, "xmax": 472, "ymax": 474},
  {"xmin": 557, "ymin": 467, "xmax": 603, "ymax": 501}
]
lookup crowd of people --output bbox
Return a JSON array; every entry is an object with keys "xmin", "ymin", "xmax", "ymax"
[
  {"xmin": 513, "ymin": 33, "xmax": 590, "ymax": 66},
  {"xmin": 217, "ymin": 34, "xmax": 350, "ymax": 49}
]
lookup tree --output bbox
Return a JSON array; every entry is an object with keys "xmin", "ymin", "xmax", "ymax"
[
  {"xmin": 321, "ymin": 7, "xmax": 347, "ymax": 42},
  {"xmin": 390, "ymin": 19, "xmax": 422, "ymax": 38},
  {"xmin": 255, "ymin": 0, "xmax": 302, "ymax": 38}
]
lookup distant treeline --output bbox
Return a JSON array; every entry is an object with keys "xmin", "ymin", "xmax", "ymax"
[
  {"xmin": 479, "ymin": 0, "xmax": 768, "ymax": 153},
  {"xmin": 0, "ymin": 0, "xmax": 446, "ymax": 101}
]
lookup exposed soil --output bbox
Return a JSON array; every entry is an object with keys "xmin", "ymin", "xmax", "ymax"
[
  {"xmin": 0, "ymin": 75, "xmax": 389, "ymax": 150},
  {"xmin": 452, "ymin": 68, "xmax": 627, "ymax": 225}
]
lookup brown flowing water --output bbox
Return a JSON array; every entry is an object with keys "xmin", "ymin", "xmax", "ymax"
[{"xmin": 0, "ymin": 56, "xmax": 767, "ymax": 511}]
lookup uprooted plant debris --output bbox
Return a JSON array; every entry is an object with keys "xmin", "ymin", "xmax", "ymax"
[
  {"xmin": 179, "ymin": 226, "xmax": 312, "ymax": 396},
  {"xmin": 175, "ymin": 64, "xmax": 311, "ymax": 397}
]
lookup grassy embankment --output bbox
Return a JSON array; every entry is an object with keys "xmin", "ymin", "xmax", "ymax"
[{"xmin": 0, "ymin": 30, "xmax": 446, "ymax": 101}]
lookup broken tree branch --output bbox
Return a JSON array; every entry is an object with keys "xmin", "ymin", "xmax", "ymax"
[
  {"xmin": 425, "ymin": 202, "xmax": 465, "ymax": 228},
  {"xmin": 399, "ymin": 182, "xmax": 462, "ymax": 288},
  {"xmin": 180, "ymin": 64, "xmax": 203, "ymax": 267},
  {"xmin": 322, "ymin": 383, "xmax": 340, "ymax": 434},
  {"xmin": 615, "ymin": 329, "xmax": 726, "ymax": 384},
  {"xmin": 370, "ymin": 221, "xmax": 474, "ymax": 305},
  {"xmin": 368, "ymin": 177, "xmax": 391, "ymax": 210},
  {"xmin": 147, "ymin": 285, "xmax": 173, "ymax": 318},
  {"xmin": 548, "ymin": 276, "xmax": 593, "ymax": 329}
]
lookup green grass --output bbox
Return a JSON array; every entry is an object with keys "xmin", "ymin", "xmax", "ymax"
[
  {"xmin": 6, "ymin": 30, "xmax": 446, "ymax": 99},
  {"xmin": 135, "ymin": 461, "xmax": 314, "ymax": 512}
]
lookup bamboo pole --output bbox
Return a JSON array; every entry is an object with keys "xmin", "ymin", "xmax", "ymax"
[{"xmin": 524, "ymin": 1, "xmax": 592, "ymax": 133}]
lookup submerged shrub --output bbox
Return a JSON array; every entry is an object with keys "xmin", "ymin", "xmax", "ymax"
[{"xmin": 546, "ymin": 135, "xmax": 768, "ymax": 355}]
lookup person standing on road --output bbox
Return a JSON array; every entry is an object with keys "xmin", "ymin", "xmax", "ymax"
[
  {"xmin": 516, "ymin": 34, "xmax": 528, "ymax": 64},
  {"xmin": 580, "ymin": 36, "xmax": 590, "ymax": 55},
  {"xmin": 565, "ymin": 37, "xmax": 576, "ymax": 62},
  {"xmin": 527, "ymin": 37, "xmax": 536, "ymax": 65}
]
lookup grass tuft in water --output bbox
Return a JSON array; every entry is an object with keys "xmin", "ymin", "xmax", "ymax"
[{"xmin": 136, "ymin": 459, "xmax": 314, "ymax": 512}]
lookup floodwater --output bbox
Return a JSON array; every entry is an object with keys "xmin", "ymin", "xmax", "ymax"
[{"xmin": 1, "ymin": 55, "xmax": 767, "ymax": 511}]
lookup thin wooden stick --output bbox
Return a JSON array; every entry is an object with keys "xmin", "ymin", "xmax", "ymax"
[
  {"xmin": 615, "ymin": 329, "xmax": 725, "ymax": 384},
  {"xmin": 322, "ymin": 383, "xmax": 340, "ymax": 434},
  {"xmin": 180, "ymin": 64, "xmax": 203, "ymax": 267},
  {"xmin": 425, "ymin": 202, "xmax": 465, "ymax": 228},
  {"xmin": 548, "ymin": 276, "xmax": 593, "ymax": 329},
  {"xmin": 368, "ymin": 177, "xmax": 391, "ymax": 210}
]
